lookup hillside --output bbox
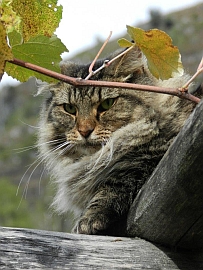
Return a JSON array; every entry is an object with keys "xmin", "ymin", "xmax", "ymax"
[
  {"xmin": 0, "ymin": 3, "xmax": 203, "ymax": 232},
  {"xmin": 69, "ymin": 3, "xmax": 203, "ymax": 77}
]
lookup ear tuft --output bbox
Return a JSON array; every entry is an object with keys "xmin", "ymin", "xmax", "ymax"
[
  {"xmin": 60, "ymin": 61, "xmax": 77, "ymax": 76},
  {"xmin": 104, "ymin": 46, "xmax": 146, "ymax": 80},
  {"xmin": 118, "ymin": 46, "xmax": 143, "ymax": 73},
  {"xmin": 35, "ymin": 80, "xmax": 50, "ymax": 96}
]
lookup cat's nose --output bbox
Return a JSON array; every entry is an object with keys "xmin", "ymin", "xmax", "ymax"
[
  {"xmin": 78, "ymin": 128, "xmax": 94, "ymax": 138},
  {"xmin": 77, "ymin": 119, "xmax": 96, "ymax": 138},
  {"xmin": 77, "ymin": 118, "xmax": 96, "ymax": 138}
]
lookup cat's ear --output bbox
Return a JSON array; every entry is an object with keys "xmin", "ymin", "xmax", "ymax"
[
  {"xmin": 105, "ymin": 46, "xmax": 146, "ymax": 82},
  {"xmin": 60, "ymin": 61, "xmax": 89, "ymax": 79},
  {"xmin": 35, "ymin": 80, "xmax": 52, "ymax": 96},
  {"xmin": 35, "ymin": 62, "xmax": 79, "ymax": 96},
  {"xmin": 60, "ymin": 61, "xmax": 77, "ymax": 76}
]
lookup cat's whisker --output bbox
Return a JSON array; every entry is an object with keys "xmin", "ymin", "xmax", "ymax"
[
  {"xmin": 52, "ymin": 141, "xmax": 73, "ymax": 156},
  {"xmin": 36, "ymin": 138, "xmax": 67, "ymax": 152},
  {"xmin": 89, "ymin": 139, "xmax": 115, "ymax": 192},
  {"xmin": 45, "ymin": 143, "xmax": 74, "ymax": 177},
  {"xmin": 38, "ymin": 166, "xmax": 47, "ymax": 195},
  {"xmin": 17, "ymin": 139, "xmax": 65, "ymax": 194},
  {"xmin": 17, "ymin": 140, "xmax": 70, "ymax": 201},
  {"xmin": 18, "ymin": 119, "xmax": 40, "ymax": 130},
  {"xmin": 14, "ymin": 145, "xmax": 38, "ymax": 153},
  {"xmin": 14, "ymin": 138, "xmax": 65, "ymax": 154},
  {"xmin": 17, "ymin": 187, "xmax": 28, "ymax": 210},
  {"xmin": 17, "ymin": 157, "xmax": 42, "ymax": 196},
  {"xmin": 37, "ymin": 142, "xmax": 75, "ymax": 195},
  {"xmin": 57, "ymin": 143, "xmax": 75, "ymax": 157},
  {"xmin": 85, "ymin": 142, "xmax": 106, "ymax": 177},
  {"xmin": 17, "ymin": 134, "xmax": 73, "ymax": 208},
  {"xmin": 105, "ymin": 139, "xmax": 114, "ymax": 167},
  {"xmin": 36, "ymin": 138, "xmax": 66, "ymax": 148},
  {"xmin": 28, "ymin": 141, "xmax": 70, "ymax": 176}
]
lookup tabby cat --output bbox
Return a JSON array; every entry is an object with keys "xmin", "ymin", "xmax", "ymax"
[{"xmin": 38, "ymin": 46, "xmax": 195, "ymax": 236}]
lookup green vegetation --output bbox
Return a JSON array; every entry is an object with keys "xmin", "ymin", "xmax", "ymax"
[
  {"xmin": 0, "ymin": 0, "xmax": 68, "ymax": 82},
  {"xmin": 0, "ymin": 178, "xmax": 33, "ymax": 228}
]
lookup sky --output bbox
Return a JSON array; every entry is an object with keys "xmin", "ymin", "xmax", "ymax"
[
  {"xmin": 1, "ymin": 0, "xmax": 202, "ymax": 88},
  {"xmin": 56, "ymin": 0, "xmax": 202, "ymax": 58}
]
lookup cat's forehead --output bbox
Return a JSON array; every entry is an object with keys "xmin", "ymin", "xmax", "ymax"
[{"xmin": 53, "ymin": 84, "xmax": 120, "ymax": 104}]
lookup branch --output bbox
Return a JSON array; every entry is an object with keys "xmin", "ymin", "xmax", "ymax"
[
  {"xmin": 85, "ymin": 45, "xmax": 134, "ymax": 80},
  {"xmin": 85, "ymin": 31, "xmax": 112, "ymax": 80},
  {"xmin": 182, "ymin": 56, "xmax": 203, "ymax": 90},
  {"xmin": 7, "ymin": 58, "xmax": 201, "ymax": 104},
  {"xmin": 197, "ymin": 56, "xmax": 203, "ymax": 71}
]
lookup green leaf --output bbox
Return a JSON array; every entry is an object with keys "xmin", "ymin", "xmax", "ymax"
[
  {"xmin": 11, "ymin": 0, "xmax": 63, "ymax": 41},
  {"xmin": 8, "ymin": 29, "xmax": 22, "ymax": 47},
  {"xmin": 126, "ymin": 26, "xmax": 183, "ymax": 80},
  {"xmin": 117, "ymin": 38, "xmax": 133, "ymax": 48},
  {"xmin": 6, "ymin": 32, "xmax": 68, "ymax": 82}
]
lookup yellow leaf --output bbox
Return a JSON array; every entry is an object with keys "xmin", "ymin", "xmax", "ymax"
[
  {"xmin": 126, "ymin": 26, "xmax": 183, "ymax": 80},
  {"xmin": 0, "ymin": 0, "xmax": 21, "ymax": 33},
  {"xmin": 0, "ymin": 22, "xmax": 13, "ymax": 75},
  {"xmin": 117, "ymin": 38, "xmax": 133, "ymax": 48},
  {"xmin": 11, "ymin": 0, "xmax": 63, "ymax": 41}
]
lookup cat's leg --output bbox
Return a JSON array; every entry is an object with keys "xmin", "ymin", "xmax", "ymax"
[{"xmin": 73, "ymin": 186, "xmax": 133, "ymax": 236}]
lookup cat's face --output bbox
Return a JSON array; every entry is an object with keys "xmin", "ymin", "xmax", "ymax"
[
  {"xmin": 42, "ymin": 83, "xmax": 147, "ymax": 159},
  {"xmin": 39, "ymin": 47, "xmax": 154, "ymax": 160}
]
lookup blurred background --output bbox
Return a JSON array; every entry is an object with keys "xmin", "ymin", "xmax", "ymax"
[{"xmin": 0, "ymin": 1, "xmax": 203, "ymax": 232}]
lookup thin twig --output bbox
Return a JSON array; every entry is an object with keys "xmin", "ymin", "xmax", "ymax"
[
  {"xmin": 181, "ymin": 67, "xmax": 203, "ymax": 90},
  {"xmin": 85, "ymin": 31, "xmax": 112, "ymax": 80},
  {"xmin": 107, "ymin": 46, "xmax": 134, "ymax": 65},
  {"xmin": 181, "ymin": 56, "xmax": 203, "ymax": 90},
  {"xmin": 85, "ymin": 45, "xmax": 134, "ymax": 80},
  {"xmin": 7, "ymin": 58, "xmax": 201, "ymax": 104},
  {"xmin": 197, "ymin": 56, "xmax": 203, "ymax": 71}
]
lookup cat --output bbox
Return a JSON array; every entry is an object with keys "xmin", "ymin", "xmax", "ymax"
[{"xmin": 37, "ymin": 46, "xmax": 197, "ymax": 236}]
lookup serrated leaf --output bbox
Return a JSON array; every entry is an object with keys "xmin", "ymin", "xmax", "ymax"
[
  {"xmin": 0, "ymin": 22, "xmax": 13, "ymax": 75},
  {"xmin": 5, "ymin": 33, "xmax": 68, "ymax": 83},
  {"xmin": 11, "ymin": 0, "xmax": 63, "ymax": 41},
  {"xmin": 118, "ymin": 38, "xmax": 133, "ymax": 48},
  {"xmin": 126, "ymin": 26, "xmax": 183, "ymax": 80}
]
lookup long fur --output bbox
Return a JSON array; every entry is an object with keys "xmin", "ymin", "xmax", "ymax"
[{"xmin": 37, "ymin": 47, "xmax": 196, "ymax": 235}]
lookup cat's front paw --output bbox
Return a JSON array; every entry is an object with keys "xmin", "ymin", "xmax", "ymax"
[{"xmin": 73, "ymin": 211, "xmax": 110, "ymax": 235}]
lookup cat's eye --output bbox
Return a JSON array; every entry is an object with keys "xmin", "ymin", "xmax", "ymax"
[
  {"xmin": 98, "ymin": 98, "xmax": 116, "ymax": 113},
  {"xmin": 63, "ymin": 103, "xmax": 77, "ymax": 115}
]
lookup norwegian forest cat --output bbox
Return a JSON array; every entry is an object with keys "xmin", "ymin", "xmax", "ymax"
[{"xmin": 38, "ymin": 46, "xmax": 197, "ymax": 236}]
